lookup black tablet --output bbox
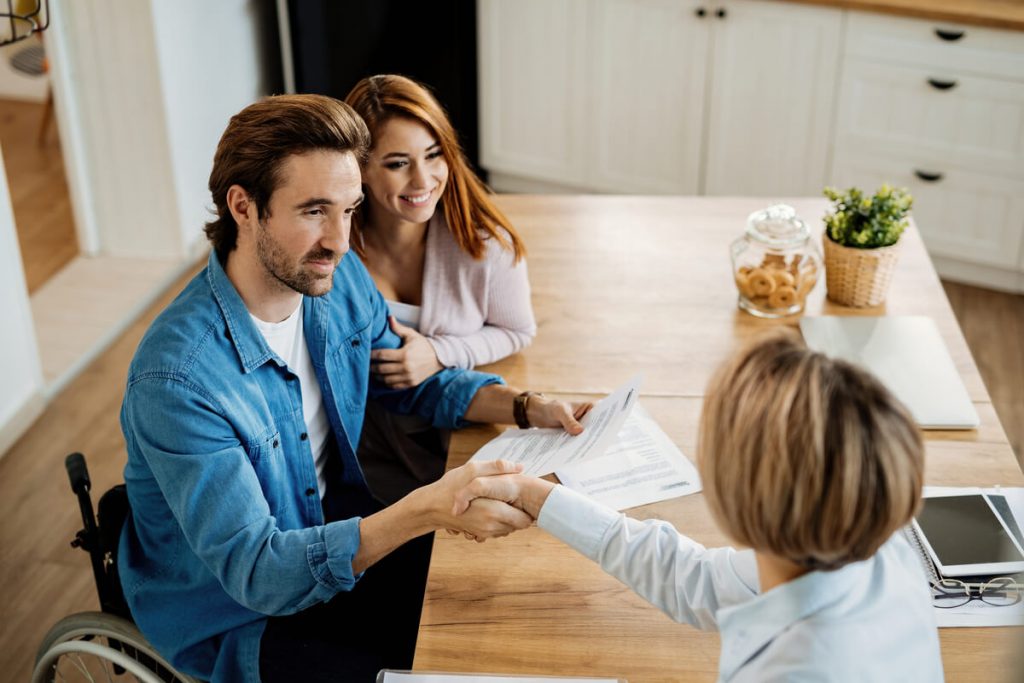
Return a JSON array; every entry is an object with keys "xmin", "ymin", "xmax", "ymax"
[{"xmin": 913, "ymin": 493, "xmax": 1024, "ymax": 577}]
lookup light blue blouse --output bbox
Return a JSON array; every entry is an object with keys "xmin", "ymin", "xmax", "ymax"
[{"xmin": 538, "ymin": 485, "xmax": 944, "ymax": 682}]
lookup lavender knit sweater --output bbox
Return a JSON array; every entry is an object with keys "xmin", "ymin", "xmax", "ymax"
[{"xmin": 414, "ymin": 212, "xmax": 536, "ymax": 369}]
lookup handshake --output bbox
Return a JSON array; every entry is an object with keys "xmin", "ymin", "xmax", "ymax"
[{"xmin": 420, "ymin": 460, "xmax": 556, "ymax": 543}]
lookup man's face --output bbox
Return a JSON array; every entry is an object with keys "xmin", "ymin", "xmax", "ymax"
[{"xmin": 254, "ymin": 150, "xmax": 363, "ymax": 297}]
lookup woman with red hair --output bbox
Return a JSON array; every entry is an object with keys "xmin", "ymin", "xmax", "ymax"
[{"xmin": 345, "ymin": 74, "xmax": 536, "ymax": 503}]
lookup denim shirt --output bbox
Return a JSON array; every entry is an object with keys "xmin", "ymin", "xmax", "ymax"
[
  {"xmin": 118, "ymin": 250, "xmax": 502, "ymax": 682},
  {"xmin": 539, "ymin": 486, "xmax": 944, "ymax": 682}
]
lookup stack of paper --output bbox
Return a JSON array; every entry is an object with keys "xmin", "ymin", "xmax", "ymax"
[
  {"xmin": 557, "ymin": 404, "xmax": 701, "ymax": 511},
  {"xmin": 469, "ymin": 376, "xmax": 642, "ymax": 476},
  {"xmin": 470, "ymin": 376, "xmax": 701, "ymax": 510}
]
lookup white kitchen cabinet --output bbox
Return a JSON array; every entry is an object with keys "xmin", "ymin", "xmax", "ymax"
[
  {"xmin": 477, "ymin": 0, "xmax": 842, "ymax": 196},
  {"xmin": 842, "ymin": 11, "xmax": 1024, "ymax": 81},
  {"xmin": 477, "ymin": 0, "xmax": 588, "ymax": 187},
  {"xmin": 478, "ymin": 0, "xmax": 1024, "ymax": 291},
  {"xmin": 832, "ymin": 150, "xmax": 1024, "ymax": 271},
  {"xmin": 831, "ymin": 12, "xmax": 1024, "ymax": 291},
  {"xmin": 702, "ymin": 1, "xmax": 842, "ymax": 195},
  {"xmin": 585, "ymin": 0, "xmax": 709, "ymax": 193},
  {"xmin": 835, "ymin": 61, "xmax": 1024, "ymax": 178}
]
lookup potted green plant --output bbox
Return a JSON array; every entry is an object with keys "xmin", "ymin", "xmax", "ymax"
[{"xmin": 822, "ymin": 184, "xmax": 913, "ymax": 307}]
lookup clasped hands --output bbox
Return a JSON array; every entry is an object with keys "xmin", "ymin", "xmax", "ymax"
[
  {"xmin": 423, "ymin": 460, "xmax": 556, "ymax": 543},
  {"xmin": 422, "ymin": 394, "xmax": 590, "ymax": 542}
]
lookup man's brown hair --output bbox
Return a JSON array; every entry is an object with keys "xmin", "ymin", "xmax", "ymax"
[
  {"xmin": 204, "ymin": 94, "xmax": 371, "ymax": 256},
  {"xmin": 697, "ymin": 330, "xmax": 924, "ymax": 570}
]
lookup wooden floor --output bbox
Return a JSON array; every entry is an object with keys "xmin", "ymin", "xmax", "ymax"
[
  {"xmin": 0, "ymin": 97, "xmax": 79, "ymax": 294},
  {"xmin": 0, "ymin": 263, "xmax": 203, "ymax": 682},
  {"xmin": 943, "ymin": 281, "xmax": 1024, "ymax": 460}
]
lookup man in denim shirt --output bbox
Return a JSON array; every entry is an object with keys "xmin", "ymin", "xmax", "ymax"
[{"xmin": 118, "ymin": 95, "xmax": 590, "ymax": 683}]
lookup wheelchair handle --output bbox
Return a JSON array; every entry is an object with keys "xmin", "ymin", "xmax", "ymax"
[{"xmin": 66, "ymin": 452, "xmax": 91, "ymax": 495}]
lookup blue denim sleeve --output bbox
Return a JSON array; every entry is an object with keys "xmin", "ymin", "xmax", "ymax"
[
  {"xmin": 124, "ymin": 375, "xmax": 363, "ymax": 616},
  {"xmin": 364, "ymin": 286, "xmax": 504, "ymax": 428}
]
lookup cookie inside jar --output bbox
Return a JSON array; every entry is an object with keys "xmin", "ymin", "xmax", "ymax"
[{"xmin": 730, "ymin": 204, "xmax": 822, "ymax": 319}]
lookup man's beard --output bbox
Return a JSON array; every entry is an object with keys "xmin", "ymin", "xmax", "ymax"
[{"xmin": 255, "ymin": 223, "xmax": 337, "ymax": 297}]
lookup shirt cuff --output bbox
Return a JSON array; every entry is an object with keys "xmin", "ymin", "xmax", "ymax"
[
  {"xmin": 309, "ymin": 517, "xmax": 363, "ymax": 592},
  {"xmin": 537, "ymin": 485, "xmax": 621, "ymax": 562},
  {"xmin": 437, "ymin": 370, "xmax": 505, "ymax": 428}
]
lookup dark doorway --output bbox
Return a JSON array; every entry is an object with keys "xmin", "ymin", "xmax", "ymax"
[{"xmin": 283, "ymin": 0, "xmax": 482, "ymax": 175}]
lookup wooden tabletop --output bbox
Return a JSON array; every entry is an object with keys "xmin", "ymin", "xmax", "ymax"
[{"xmin": 414, "ymin": 196, "xmax": 1024, "ymax": 682}]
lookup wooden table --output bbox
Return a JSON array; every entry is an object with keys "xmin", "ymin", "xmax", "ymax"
[{"xmin": 414, "ymin": 196, "xmax": 1024, "ymax": 682}]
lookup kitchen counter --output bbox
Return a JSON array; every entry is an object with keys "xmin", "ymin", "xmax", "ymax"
[{"xmin": 782, "ymin": 0, "xmax": 1024, "ymax": 31}]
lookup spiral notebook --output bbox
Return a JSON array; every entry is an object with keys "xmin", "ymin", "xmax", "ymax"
[
  {"xmin": 903, "ymin": 487, "xmax": 1024, "ymax": 628},
  {"xmin": 904, "ymin": 489, "xmax": 1024, "ymax": 587}
]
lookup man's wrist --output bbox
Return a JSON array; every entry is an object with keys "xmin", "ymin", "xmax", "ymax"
[
  {"xmin": 515, "ymin": 391, "xmax": 544, "ymax": 428},
  {"xmin": 398, "ymin": 483, "xmax": 445, "ymax": 536}
]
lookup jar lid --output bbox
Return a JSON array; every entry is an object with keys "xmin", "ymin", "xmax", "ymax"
[{"xmin": 745, "ymin": 204, "xmax": 810, "ymax": 248}]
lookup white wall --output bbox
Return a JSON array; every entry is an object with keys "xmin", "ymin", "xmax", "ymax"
[
  {"xmin": 50, "ymin": 0, "xmax": 181, "ymax": 259},
  {"xmin": 0, "ymin": 42, "xmax": 48, "ymax": 102},
  {"xmin": 0, "ymin": 0, "xmax": 272, "ymax": 457},
  {"xmin": 48, "ymin": 0, "xmax": 269, "ymax": 260},
  {"xmin": 0, "ymin": 147, "xmax": 45, "ymax": 455},
  {"xmin": 150, "ymin": 0, "xmax": 269, "ymax": 254}
]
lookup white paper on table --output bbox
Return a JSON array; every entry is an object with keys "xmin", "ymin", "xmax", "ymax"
[
  {"xmin": 468, "ymin": 375, "xmax": 641, "ymax": 477},
  {"xmin": 556, "ymin": 403, "xmax": 701, "ymax": 511},
  {"xmin": 922, "ymin": 486, "xmax": 1024, "ymax": 628},
  {"xmin": 381, "ymin": 674, "xmax": 619, "ymax": 683}
]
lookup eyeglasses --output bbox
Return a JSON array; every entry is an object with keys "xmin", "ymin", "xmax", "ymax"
[{"xmin": 931, "ymin": 577, "xmax": 1023, "ymax": 608}]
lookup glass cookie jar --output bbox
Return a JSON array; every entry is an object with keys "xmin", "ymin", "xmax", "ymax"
[{"xmin": 730, "ymin": 204, "xmax": 821, "ymax": 318}]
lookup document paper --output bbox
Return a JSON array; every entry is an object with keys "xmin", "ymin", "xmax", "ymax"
[
  {"xmin": 468, "ymin": 376, "xmax": 641, "ymax": 477},
  {"xmin": 557, "ymin": 403, "xmax": 701, "ymax": 510}
]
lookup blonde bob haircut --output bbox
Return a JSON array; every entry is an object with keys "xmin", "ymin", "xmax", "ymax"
[
  {"xmin": 697, "ymin": 330, "xmax": 924, "ymax": 571},
  {"xmin": 344, "ymin": 74, "xmax": 525, "ymax": 262}
]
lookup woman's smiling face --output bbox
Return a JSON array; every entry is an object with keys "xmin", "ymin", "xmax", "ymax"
[{"xmin": 362, "ymin": 116, "xmax": 449, "ymax": 226}]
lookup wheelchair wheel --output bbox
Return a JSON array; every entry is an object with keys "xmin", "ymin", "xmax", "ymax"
[{"xmin": 32, "ymin": 611, "xmax": 199, "ymax": 683}]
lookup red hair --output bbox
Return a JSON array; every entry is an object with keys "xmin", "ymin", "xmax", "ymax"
[{"xmin": 344, "ymin": 74, "xmax": 525, "ymax": 262}]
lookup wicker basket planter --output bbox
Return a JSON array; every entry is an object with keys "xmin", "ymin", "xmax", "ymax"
[{"xmin": 822, "ymin": 232, "xmax": 901, "ymax": 307}]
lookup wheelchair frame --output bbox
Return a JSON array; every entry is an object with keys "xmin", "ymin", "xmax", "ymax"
[{"xmin": 31, "ymin": 453, "xmax": 198, "ymax": 683}]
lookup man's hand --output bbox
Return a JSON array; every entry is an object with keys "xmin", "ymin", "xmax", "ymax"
[
  {"xmin": 451, "ymin": 473, "xmax": 557, "ymax": 522},
  {"xmin": 527, "ymin": 397, "xmax": 594, "ymax": 435},
  {"xmin": 420, "ymin": 460, "xmax": 533, "ymax": 542},
  {"xmin": 355, "ymin": 460, "xmax": 531, "ymax": 573},
  {"xmin": 371, "ymin": 316, "xmax": 444, "ymax": 389},
  {"xmin": 463, "ymin": 385, "xmax": 594, "ymax": 434}
]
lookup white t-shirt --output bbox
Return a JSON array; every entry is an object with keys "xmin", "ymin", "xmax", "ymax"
[
  {"xmin": 251, "ymin": 303, "xmax": 331, "ymax": 499},
  {"xmin": 386, "ymin": 299, "xmax": 421, "ymax": 331}
]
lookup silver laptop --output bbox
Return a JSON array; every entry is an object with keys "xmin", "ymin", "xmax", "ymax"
[{"xmin": 799, "ymin": 316, "xmax": 979, "ymax": 430}]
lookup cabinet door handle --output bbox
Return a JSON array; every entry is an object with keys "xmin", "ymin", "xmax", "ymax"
[
  {"xmin": 914, "ymin": 169, "xmax": 944, "ymax": 182},
  {"xmin": 927, "ymin": 77, "xmax": 958, "ymax": 91},
  {"xmin": 934, "ymin": 28, "xmax": 965, "ymax": 41},
  {"xmin": 715, "ymin": 7, "xmax": 727, "ymax": 18},
  {"xmin": 695, "ymin": 7, "xmax": 706, "ymax": 17}
]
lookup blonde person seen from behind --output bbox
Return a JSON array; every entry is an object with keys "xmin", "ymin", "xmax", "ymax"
[
  {"xmin": 344, "ymin": 74, "xmax": 537, "ymax": 504},
  {"xmin": 454, "ymin": 331, "xmax": 943, "ymax": 681}
]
